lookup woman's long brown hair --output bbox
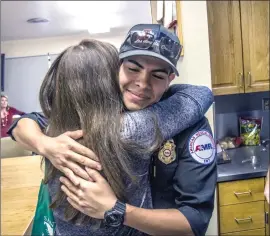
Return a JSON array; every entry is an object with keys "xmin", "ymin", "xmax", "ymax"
[{"xmin": 39, "ymin": 39, "xmax": 138, "ymax": 225}]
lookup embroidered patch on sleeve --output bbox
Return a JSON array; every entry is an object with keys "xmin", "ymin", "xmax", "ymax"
[{"xmin": 188, "ymin": 130, "xmax": 216, "ymax": 165}]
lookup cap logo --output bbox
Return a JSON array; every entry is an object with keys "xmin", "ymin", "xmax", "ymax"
[
  {"xmin": 133, "ymin": 31, "xmax": 153, "ymax": 45},
  {"xmin": 143, "ymin": 29, "xmax": 152, "ymax": 34}
]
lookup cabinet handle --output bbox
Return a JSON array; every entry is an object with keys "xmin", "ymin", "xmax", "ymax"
[
  {"xmin": 233, "ymin": 190, "xmax": 252, "ymax": 196},
  {"xmin": 239, "ymin": 72, "xmax": 244, "ymax": 88},
  {"xmin": 247, "ymin": 71, "xmax": 252, "ymax": 87},
  {"xmin": 266, "ymin": 212, "xmax": 269, "ymax": 224},
  {"xmin": 235, "ymin": 216, "xmax": 252, "ymax": 224}
]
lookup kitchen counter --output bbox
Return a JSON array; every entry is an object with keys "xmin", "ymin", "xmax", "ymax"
[{"xmin": 217, "ymin": 146, "xmax": 269, "ymax": 182}]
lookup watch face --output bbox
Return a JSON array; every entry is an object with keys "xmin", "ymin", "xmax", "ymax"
[{"xmin": 104, "ymin": 211, "xmax": 123, "ymax": 227}]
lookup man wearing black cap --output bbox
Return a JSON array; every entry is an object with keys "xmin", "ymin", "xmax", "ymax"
[{"xmin": 9, "ymin": 24, "xmax": 217, "ymax": 236}]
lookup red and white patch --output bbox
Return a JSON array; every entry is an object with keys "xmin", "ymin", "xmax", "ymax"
[{"xmin": 188, "ymin": 130, "xmax": 216, "ymax": 164}]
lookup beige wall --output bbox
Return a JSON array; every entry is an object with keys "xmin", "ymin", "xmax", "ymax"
[
  {"xmin": 173, "ymin": 1, "xmax": 214, "ymax": 132},
  {"xmin": 173, "ymin": 1, "xmax": 217, "ymax": 235}
]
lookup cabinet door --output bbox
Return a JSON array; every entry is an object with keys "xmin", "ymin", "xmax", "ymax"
[
  {"xmin": 218, "ymin": 178, "xmax": 265, "ymax": 206},
  {"xmin": 207, "ymin": 1, "xmax": 244, "ymax": 95},
  {"xmin": 240, "ymin": 1, "xmax": 270, "ymax": 93},
  {"xmin": 221, "ymin": 228, "xmax": 265, "ymax": 235},
  {"xmin": 219, "ymin": 201, "xmax": 265, "ymax": 234}
]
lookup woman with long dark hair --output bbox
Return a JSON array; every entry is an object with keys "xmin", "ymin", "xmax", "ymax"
[{"xmin": 39, "ymin": 39, "xmax": 213, "ymax": 235}]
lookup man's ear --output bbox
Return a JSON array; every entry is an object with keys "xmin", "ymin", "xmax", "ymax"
[{"xmin": 168, "ymin": 73, "xmax": 176, "ymax": 83}]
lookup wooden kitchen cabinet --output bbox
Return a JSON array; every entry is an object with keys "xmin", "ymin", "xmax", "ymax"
[
  {"xmin": 218, "ymin": 178, "xmax": 265, "ymax": 206},
  {"xmin": 241, "ymin": 1, "xmax": 270, "ymax": 93},
  {"xmin": 207, "ymin": 1, "xmax": 269, "ymax": 96},
  {"xmin": 207, "ymin": 1, "xmax": 244, "ymax": 95},
  {"xmin": 221, "ymin": 228, "xmax": 266, "ymax": 236},
  {"xmin": 219, "ymin": 201, "xmax": 265, "ymax": 233},
  {"xmin": 218, "ymin": 178, "xmax": 268, "ymax": 235},
  {"xmin": 266, "ymin": 200, "xmax": 269, "ymax": 235}
]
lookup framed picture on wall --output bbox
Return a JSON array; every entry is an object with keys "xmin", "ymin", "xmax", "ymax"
[
  {"xmin": 167, "ymin": 1, "xmax": 184, "ymax": 56},
  {"xmin": 175, "ymin": 1, "xmax": 184, "ymax": 56},
  {"xmin": 1, "ymin": 53, "xmax": 5, "ymax": 91},
  {"xmin": 150, "ymin": 1, "xmax": 184, "ymax": 56}
]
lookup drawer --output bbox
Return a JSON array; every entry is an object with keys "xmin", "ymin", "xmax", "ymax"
[
  {"xmin": 219, "ymin": 201, "xmax": 265, "ymax": 234},
  {"xmin": 218, "ymin": 178, "xmax": 265, "ymax": 206},
  {"xmin": 221, "ymin": 228, "xmax": 265, "ymax": 235}
]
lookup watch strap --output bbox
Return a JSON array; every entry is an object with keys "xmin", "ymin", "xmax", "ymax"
[{"xmin": 113, "ymin": 200, "xmax": 126, "ymax": 215}]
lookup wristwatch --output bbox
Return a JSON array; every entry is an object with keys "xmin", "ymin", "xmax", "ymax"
[{"xmin": 104, "ymin": 200, "xmax": 126, "ymax": 227}]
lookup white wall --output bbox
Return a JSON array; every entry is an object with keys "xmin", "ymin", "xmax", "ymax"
[
  {"xmin": 1, "ymin": 32, "xmax": 126, "ymax": 112},
  {"xmin": 1, "ymin": 33, "xmax": 125, "ymax": 58},
  {"xmin": 1, "ymin": 33, "xmax": 126, "ymax": 112}
]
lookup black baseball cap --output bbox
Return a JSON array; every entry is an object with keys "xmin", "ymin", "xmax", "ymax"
[{"xmin": 119, "ymin": 24, "xmax": 182, "ymax": 76}]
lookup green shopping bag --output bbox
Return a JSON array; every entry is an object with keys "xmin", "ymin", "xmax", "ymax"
[{"xmin": 31, "ymin": 179, "xmax": 56, "ymax": 236}]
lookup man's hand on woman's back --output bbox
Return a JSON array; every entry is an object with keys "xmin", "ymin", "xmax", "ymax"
[{"xmin": 38, "ymin": 130, "xmax": 101, "ymax": 185}]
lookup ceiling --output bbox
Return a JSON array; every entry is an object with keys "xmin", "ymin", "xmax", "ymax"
[{"xmin": 1, "ymin": 1, "xmax": 152, "ymax": 41}]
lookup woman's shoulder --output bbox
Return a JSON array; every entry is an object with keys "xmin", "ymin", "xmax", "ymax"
[
  {"xmin": 8, "ymin": 106, "xmax": 15, "ymax": 111},
  {"xmin": 8, "ymin": 107, "xmax": 24, "ymax": 115},
  {"xmin": 7, "ymin": 107, "xmax": 15, "ymax": 113}
]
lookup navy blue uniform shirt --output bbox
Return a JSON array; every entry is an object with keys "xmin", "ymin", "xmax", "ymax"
[{"xmin": 151, "ymin": 117, "xmax": 217, "ymax": 236}]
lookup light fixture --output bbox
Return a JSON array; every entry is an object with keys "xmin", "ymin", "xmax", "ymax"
[
  {"xmin": 56, "ymin": 1, "xmax": 120, "ymax": 33},
  {"xmin": 27, "ymin": 18, "xmax": 49, "ymax": 23},
  {"xmin": 57, "ymin": 1, "xmax": 121, "ymax": 17},
  {"xmin": 87, "ymin": 20, "xmax": 111, "ymax": 34}
]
